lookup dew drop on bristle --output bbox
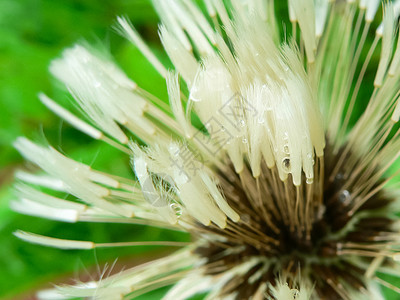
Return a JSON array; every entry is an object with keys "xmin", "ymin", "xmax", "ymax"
[
  {"xmin": 170, "ymin": 202, "xmax": 182, "ymax": 217},
  {"xmin": 283, "ymin": 145, "xmax": 290, "ymax": 154},
  {"xmin": 190, "ymin": 86, "xmax": 202, "ymax": 102},
  {"xmin": 335, "ymin": 173, "xmax": 344, "ymax": 181},
  {"xmin": 339, "ymin": 190, "xmax": 350, "ymax": 203},
  {"xmin": 282, "ymin": 158, "xmax": 291, "ymax": 172}
]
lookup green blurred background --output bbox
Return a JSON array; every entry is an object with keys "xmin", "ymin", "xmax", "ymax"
[{"xmin": 0, "ymin": 0, "xmax": 398, "ymax": 299}]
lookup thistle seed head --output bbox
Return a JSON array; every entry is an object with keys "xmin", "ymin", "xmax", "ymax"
[{"xmin": 12, "ymin": 0, "xmax": 400, "ymax": 299}]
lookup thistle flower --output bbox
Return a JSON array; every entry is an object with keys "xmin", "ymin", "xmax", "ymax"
[{"xmin": 12, "ymin": 0, "xmax": 400, "ymax": 299}]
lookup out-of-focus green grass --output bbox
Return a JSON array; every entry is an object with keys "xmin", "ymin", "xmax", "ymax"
[{"xmin": 0, "ymin": 0, "xmax": 185, "ymax": 298}]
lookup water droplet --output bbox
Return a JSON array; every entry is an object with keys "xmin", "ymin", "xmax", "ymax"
[
  {"xmin": 335, "ymin": 173, "xmax": 344, "ymax": 181},
  {"xmin": 191, "ymin": 95, "xmax": 201, "ymax": 102},
  {"xmin": 242, "ymin": 138, "xmax": 248, "ymax": 144},
  {"xmin": 339, "ymin": 190, "xmax": 350, "ymax": 203},
  {"xmin": 190, "ymin": 86, "xmax": 202, "ymax": 102},
  {"xmin": 306, "ymin": 153, "xmax": 315, "ymax": 165},
  {"xmin": 257, "ymin": 117, "xmax": 265, "ymax": 124},
  {"xmin": 283, "ymin": 132, "xmax": 289, "ymax": 140},
  {"xmin": 239, "ymin": 119, "xmax": 246, "ymax": 127},
  {"xmin": 283, "ymin": 144, "xmax": 290, "ymax": 154},
  {"xmin": 221, "ymin": 126, "xmax": 226, "ymax": 132},
  {"xmin": 170, "ymin": 202, "xmax": 182, "ymax": 217},
  {"xmin": 282, "ymin": 158, "xmax": 291, "ymax": 172},
  {"xmin": 306, "ymin": 177, "xmax": 313, "ymax": 184}
]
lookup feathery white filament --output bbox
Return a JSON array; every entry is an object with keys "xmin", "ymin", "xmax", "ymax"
[
  {"xmin": 167, "ymin": 71, "xmax": 192, "ymax": 138},
  {"xmin": 164, "ymin": 274, "xmax": 213, "ymax": 300},
  {"xmin": 132, "ymin": 142, "xmax": 234, "ymax": 228},
  {"xmin": 375, "ymin": 3, "xmax": 395, "ymax": 87},
  {"xmin": 14, "ymin": 138, "xmax": 134, "ymax": 217},
  {"xmin": 116, "ymin": 17, "xmax": 167, "ymax": 78},
  {"xmin": 269, "ymin": 277, "xmax": 313, "ymax": 300},
  {"xmin": 39, "ymin": 93, "xmax": 103, "ymax": 140},
  {"xmin": 15, "ymin": 183, "xmax": 87, "ymax": 211},
  {"xmin": 314, "ymin": 0, "xmax": 329, "ymax": 37},
  {"xmin": 187, "ymin": 45, "xmax": 324, "ymax": 185},
  {"xmin": 50, "ymin": 45, "xmax": 158, "ymax": 144},
  {"xmin": 290, "ymin": 0, "xmax": 316, "ymax": 62},
  {"xmin": 15, "ymin": 171, "xmax": 66, "ymax": 191},
  {"xmin": 38, "ymin": 249, "xmax": 197, "ymax": 299},
  {"xmin": 159, "ymin": 2, "xmax": 325, "ymax": 184},
  {"xmin": 366, "ymin": 0, "xmax": 381, "ymax": 23},
  {"xmin": 14, "ymin": 230, "xmax": 94, "ymax": 249},
  {"xmin": 153, "ymin": 0, "xmax": 215, "ymax": 56},
  {"xmin": 11, "ymin": 199, "xmax": 80, "ymax": 223},
  {"xmin": 14, "ymin": 230, "xmax": 188, "ymax": 250},
  {"xmin": 388, "ymin": 32, "xmax": 400, "ymax": 77}
]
